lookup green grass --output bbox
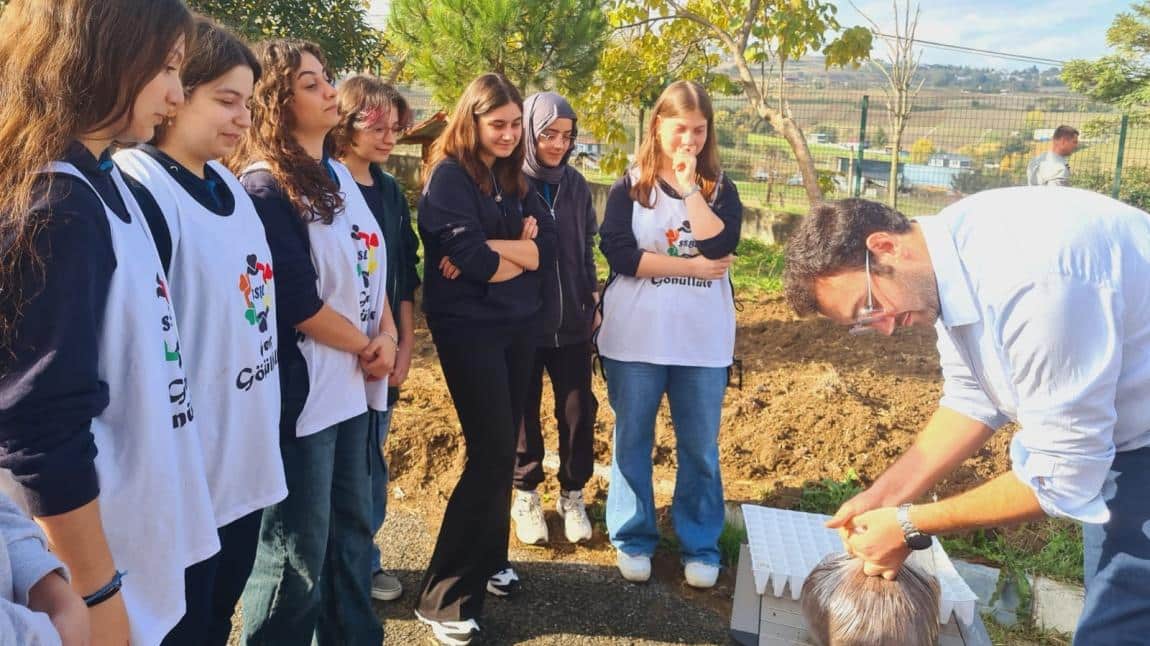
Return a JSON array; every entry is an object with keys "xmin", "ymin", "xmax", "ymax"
[
  {"xmin": 719, "ymin": 521, "xmax": 748, "ymax": 567},
  {"xmin": 793, "ymin": 470, "xmax": 865, "ymax": 515},
  {"xmin": 731, "ymin": 237, "xmax": 785, "ymax": 295},
  {"xmin": 984, "ymin": 614, "xmax": 1073, "ymax": 645}
]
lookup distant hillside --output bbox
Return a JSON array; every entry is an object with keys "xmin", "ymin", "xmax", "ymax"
[{"xmin": 715, "ymin": 56, "xmax": 1068, "ymax": 94}]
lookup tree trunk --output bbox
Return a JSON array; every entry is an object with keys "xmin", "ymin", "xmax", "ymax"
[
  {"xmin": 889, "ymin": 118, "xmax": 908, "ymax": 208},
  {"xmin": 772, "ymin": 113, "xmax": 822, "ymax": 204}
]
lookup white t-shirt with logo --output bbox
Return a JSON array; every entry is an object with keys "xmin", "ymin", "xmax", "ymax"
[
  {"xmin": 49, "ymin": 162, "xmax": 219, "ymax": 646},
  {"xmin": 115, "ymin": 149, "xmax": 287, "ymax": 527},
  {"xmin": 597, "ymin": 178, "xmax": 736, "ymax": 368}
]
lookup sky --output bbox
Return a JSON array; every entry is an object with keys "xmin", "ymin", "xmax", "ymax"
[{"xmin": 368, "ymin": 0, "xmax": 1132, "ymax": 71}]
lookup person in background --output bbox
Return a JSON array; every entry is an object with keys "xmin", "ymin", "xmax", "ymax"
[
  {"xmin": 414, "ymin": 72, "xmax": 555, "ymax": 646},
  {"xmin": 1027, "ymin": 125, "xmax": 1078, "ymax": 186},
  {"xmin": 114, "ymin": 17, "xmax": 287, "ymax": 645},
  {"xmin": 597, "ymin": 80, "xmax": 742, "ymax": 589},
  {"xmin": 331, "ymin": 74, "xmax": 421, "ymax": 603},
  {"xmin": 229, "ymin": 39, "xmax": 395, "ymax": 646},
  {"xmin": 0, "ymin": 2, "xmax": 222, "ymax": 644},
  {"xmin": 510, "ymin": 91, "xmax": 599, "ymax": 547}
]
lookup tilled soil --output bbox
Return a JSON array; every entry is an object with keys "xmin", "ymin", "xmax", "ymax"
[{"xmin": 373, "ymin": 294, "xmax": 1016, "ymax": 643}]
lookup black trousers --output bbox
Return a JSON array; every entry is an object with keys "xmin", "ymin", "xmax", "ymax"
[
  {"xmin": 514, "ymin": 341, "xmax": 598, "ymax": 492},
  {"xmin": 416, "ymin": 329, "xmax": 534, "ymax": 622}
]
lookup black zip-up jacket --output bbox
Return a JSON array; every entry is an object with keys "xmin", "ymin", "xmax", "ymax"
[
  {"xmin": 530, "ymin": 167, "xmax": 598, "ymax": 347},
  {"xmin": 418, "ymin": 159, "xmax": 557, "ymax": 338}
]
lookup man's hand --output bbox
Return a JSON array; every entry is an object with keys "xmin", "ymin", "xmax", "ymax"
[
  {"xmin": 687, "ymin": 254, "xmax": 733, "ymax": 280},
  {"xmin": 520, "ymin": 216, "xmax": 538, "ymax": 240},
  {"xmin": 825, "ymin": 486, "xmax": 891, "ymax": 548},
  {"xmin": 28, "ymin": 572, "xmax": 90, "ymax": 646},
  {"xmin": 439, "ymin": 257, "xmax": 461, "ymax": 280},
  {"xmin": 843, "ymin": 507, "xmax": 911, "ymax": 580}
]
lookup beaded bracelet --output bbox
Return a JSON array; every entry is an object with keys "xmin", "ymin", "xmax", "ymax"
[{"xmin": 83, "ymin": 570, "xmax": 125, "ymax": 607}]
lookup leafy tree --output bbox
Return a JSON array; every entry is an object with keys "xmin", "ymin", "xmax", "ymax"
[
  {"xmin": 574, "ymin": 7, "xmax": 736, "ymax": 175},
  {"xmin": 1063, "ymin": 1, "xmax": 1150, "ymax": 120},
  {"xmin": 909, "ymin": 137, "xmax": 934, "ymax": 164},
  {"xmin": 615, "ymin": 0, "xmax": 872, "ymax": 203},
  {"xmin": 188, "ymin": 0, "xmax": 384, "ymax": 72},
  {"xmin": 387, "ymin": 0, "xmax": 608, "ymax": 105}
]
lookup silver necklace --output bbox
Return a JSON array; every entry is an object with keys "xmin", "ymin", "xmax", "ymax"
[{"xmin": 489, "ymin": 167, "xmax": 502, "ymax": 203}]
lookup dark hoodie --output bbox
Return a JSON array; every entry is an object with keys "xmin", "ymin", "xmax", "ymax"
[{"xmin": 523, "ymin": 92, "xmax": 599, "ymax": 347}]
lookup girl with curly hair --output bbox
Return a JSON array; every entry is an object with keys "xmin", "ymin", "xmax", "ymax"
[{"xmin": 228, "ymin": 39, "xmax": 395, "ymax": 645}]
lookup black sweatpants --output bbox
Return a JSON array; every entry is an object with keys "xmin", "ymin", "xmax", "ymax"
[
  {"xmin": 514, "ymin": 341, "xmax": 598, "ymax": 492},
  {"xmin": 416, "ymin": 328, "xmax": 534, "ymax": 622}
]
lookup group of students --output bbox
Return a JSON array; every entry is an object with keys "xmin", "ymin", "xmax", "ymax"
[{"xmin": 0, "ymin": 1, "xmax": 743, "ymax": 646}]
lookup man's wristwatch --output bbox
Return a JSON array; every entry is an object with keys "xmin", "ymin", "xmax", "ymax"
[{"xmin": 897, "ymin": 504, "xmax": 933, "ymax": 551}]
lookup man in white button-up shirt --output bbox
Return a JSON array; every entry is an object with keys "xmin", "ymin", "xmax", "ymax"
[{"xmin": 782, "ymin": 186, "xmax": 1150, "ymax": 642}]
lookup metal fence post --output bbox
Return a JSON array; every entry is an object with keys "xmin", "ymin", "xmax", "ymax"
[
  {"xmin": 855, "ymin": 95, "xmax": 869, "ymax": 197},
  {"xmin": 1112, "ymin": 114, "xmax": 1129, "ymax": 200}
]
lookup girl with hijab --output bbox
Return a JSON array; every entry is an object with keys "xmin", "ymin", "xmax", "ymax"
[{"xmin": 510, "ymin": 92, "xmax": 600, "ymax": 547}]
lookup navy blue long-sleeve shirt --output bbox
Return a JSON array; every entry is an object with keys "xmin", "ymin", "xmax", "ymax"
[
  {"xmin": 599, "ymin": 173, "xmax": 742, "ymax": 277},
  {"xmin": 0, "ymin": 143, "xmax": 130, "ymax": 516},
  {"xmin": 417, "ymin": 159, "xmax": 556, "ymax": 336}
]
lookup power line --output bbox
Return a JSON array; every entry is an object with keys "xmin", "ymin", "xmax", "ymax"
[{"xmin": 872, "ymin": 32, "xmax": 1067, "ymax": 67}]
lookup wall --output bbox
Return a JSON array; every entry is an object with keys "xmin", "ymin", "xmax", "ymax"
[{"xmin": 384, "ymin": 153, "xmax": 802, "ymax": 246}]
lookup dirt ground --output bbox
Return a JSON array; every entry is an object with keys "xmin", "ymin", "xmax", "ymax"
[{"xmin": 381, "ymin": 293, "xmax": 1016, "ymax": 626}]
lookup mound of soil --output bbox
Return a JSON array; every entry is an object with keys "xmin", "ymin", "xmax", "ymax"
[{"xmin": 387, "ymin": 294, "xmax": 1013, "ymax": 509}]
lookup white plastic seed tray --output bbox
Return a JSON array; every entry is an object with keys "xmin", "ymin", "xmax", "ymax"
[{"xmin": 740, "ymin": 504, "xmax": 979, "ymax": 626}]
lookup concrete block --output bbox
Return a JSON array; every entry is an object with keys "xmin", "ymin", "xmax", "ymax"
[{"xmin": 1032, "ymin": 576, "xmax": 1084, "ymax": 635}]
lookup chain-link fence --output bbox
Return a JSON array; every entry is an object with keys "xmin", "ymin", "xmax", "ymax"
[{"xmin": 395, "ymin": 84, "xmax": 1150, "ymax": 217}]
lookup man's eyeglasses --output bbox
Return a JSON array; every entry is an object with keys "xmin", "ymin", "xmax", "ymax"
[
  {"xmin": 539, "ymin": 130, "xmax": 575, "ymax": 144},
  {"xmin": 849, "ymin": 253, "xmax": 884, "ymax": 336}
]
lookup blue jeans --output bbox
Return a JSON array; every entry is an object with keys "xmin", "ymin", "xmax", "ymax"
[
  {"xmin": 241, "ymin": 413, "xmax": 381, "ymax": 646},
  {"xmin": 602, "ymin": 358, "xmax": 727, "ymax": 567},
  {"xmin": 1076, "ymin": 444, "xmax": 1150, "ymax": 645},
  {"xmin": 369, "ymin": 408, "xmax": 393, "ymax": 572}
]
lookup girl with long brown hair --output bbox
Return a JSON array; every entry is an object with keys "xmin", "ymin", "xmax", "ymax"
[
  {"xmin": 114, "ymin": 17, "xmax": 286, "ymax": 645},
  {"xmin": 414, "ymin": 73, "xmax": 555, "ymax": 645},
  {"xmin": 597, "ymin": 80, "xmax": 742, "ymax": 589},
  {"xmin": 229, "ymin": 39, "xmax": 393, "ymax": 646},
  {"xmin": 0, "ymin": 1, "xmax": 222, "ymax": 644}
]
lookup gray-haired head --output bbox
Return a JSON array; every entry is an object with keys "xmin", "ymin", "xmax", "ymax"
[{"xmin": 801, "ymin": 554, "xmax": 940, "ymax": 646}]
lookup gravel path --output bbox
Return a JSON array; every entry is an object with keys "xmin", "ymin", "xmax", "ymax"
[{"xmin": 374, "ymin": 508, "xmax": 731, "ymax": 645}]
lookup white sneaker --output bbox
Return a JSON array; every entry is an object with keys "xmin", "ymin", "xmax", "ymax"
[
  {"xmin": 486, "ymin": 566, "xmax": 521, "ymax": 597},
  {"xmin": 511, "ymin": 489, "xmax": 549, "ymax": 545},
  {"xmin": 415, "ymin": 610, "xmax": 480, "ymax": 645},
  {"xmin": 556, "ymin": 489, "xmax": 593, "ymax": 543},
  {"xmin": 616, "ymin": 551, "xmax": 652, "ymax": 582},
  {"xmin": 684, "ymin": 561, "xmax": 719, "ymax": 589}
]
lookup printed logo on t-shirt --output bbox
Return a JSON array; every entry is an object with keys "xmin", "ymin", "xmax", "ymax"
[
  {"xmin": 156, "ymin": 273, "xmax": 195, "ymax": 428},
  {"xmin": 664, "ymin": 220, "xmax": 698, "ymax": 257},
  {"xmin": 236, "ymin": 253, "xmax": 279, "ymax": 392},
  {"xmin": 350, "ymin": 224, "xmax": 380, "ymax": 324},
  {"xmin": 653, "ymin": 220, "xmax": 712, "ymax": 289},
  {"xmin": 239, "ymin": 254, "xmax": 274, "ymax": 333}
]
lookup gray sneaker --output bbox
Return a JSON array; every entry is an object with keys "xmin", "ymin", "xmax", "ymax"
[{"xmin": 371, "ymin": 569, "xmax": 403, "ymax": 601}]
